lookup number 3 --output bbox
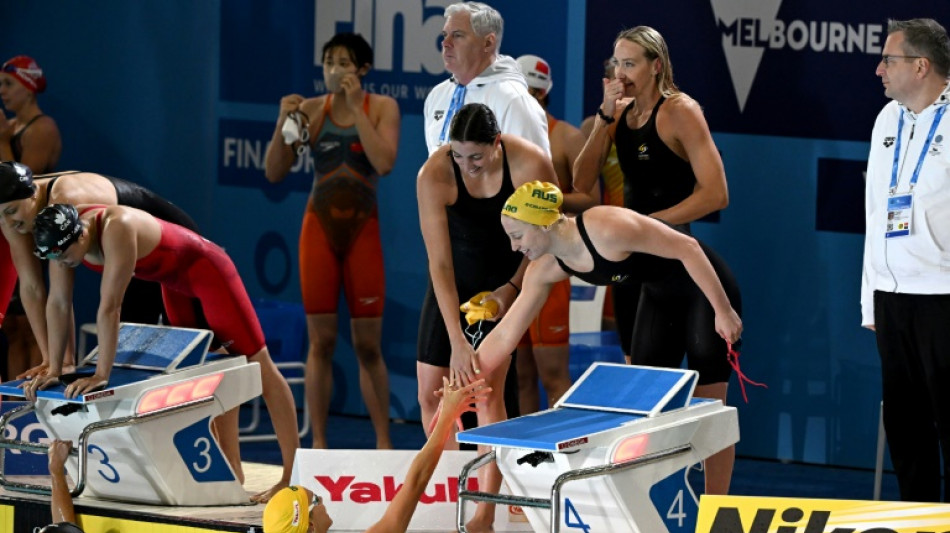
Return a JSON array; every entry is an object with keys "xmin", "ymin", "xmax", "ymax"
[{"xmin": 88, "ymin": 444, "xmax": 120, "ymax": 483}]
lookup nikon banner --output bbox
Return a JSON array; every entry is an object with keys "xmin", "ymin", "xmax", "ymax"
[{"xmin": 697, "ymin": 495, "xmax": 950, "ymax": 533}]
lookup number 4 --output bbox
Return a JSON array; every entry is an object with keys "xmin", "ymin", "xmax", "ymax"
[
  {"xmin": 667, "ymin": 489, "xmax": 686, "ymax": 527},
  {"xmin": 564, "ymin": 498, "xmax": 591, "ymax": 533}
]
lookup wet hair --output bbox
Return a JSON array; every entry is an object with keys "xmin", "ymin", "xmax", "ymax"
[
  {"xmin": 33, "ymin": 204, "xmax": 83, "ymax": 260},
  {"xmin": 888, "ymin": 18, "xmax": 950, "ymax": 78},
  {"xmin": 445, "ymin": 2, "xmax": 504, "ymax": 51},
  {"xmin": 0, "ymin": 161, "xmax": 36, "ymax": 204},
  {"xmin": 321, "ymin": 32, "xmax": 374, "ymax": 70},
  {"xmin": 614, "ymin": 26, "xmax": 680, "ymax": 97},
  {"xmin": 448, "ymin": 103, "xmax": 500, "ymax": 144}
]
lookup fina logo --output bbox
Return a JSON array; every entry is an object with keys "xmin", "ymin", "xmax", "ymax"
[
  {"xmin": 313, "ymin": 0, "xmax": 446, "ymax": 74},
  {"xmin": 710, "ymin": 0, "xmax": 883, "ymax": 111}
]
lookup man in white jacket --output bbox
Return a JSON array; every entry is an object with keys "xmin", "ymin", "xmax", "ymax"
[
  {"xmin": 862, "ymin": 17, "xmax": 950, "ymax": 503},
  {"xmin": 423, "ymin": 2, "xmax": 549, "ymax": 155}
]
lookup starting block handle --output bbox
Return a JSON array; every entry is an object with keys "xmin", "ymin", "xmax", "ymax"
[
  {"xmin": 0, "ymin": 396, "xmax": 215, "ymax": 497},
  {"xmin": 456, "ymin": 444, "xmax": 693, "ymax": 533}
]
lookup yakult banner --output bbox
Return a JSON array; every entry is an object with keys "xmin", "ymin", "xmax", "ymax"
[
  {"xmin": 584, "ymin": 0, "xmax": 950, "ymax": 140},
  {"xmin": 290, "ymin": 450, "xmax": 532, "ymax": 532},
  {"xmin": 697, "ymin": 495, "xmax": 950, "ymax": 533}
]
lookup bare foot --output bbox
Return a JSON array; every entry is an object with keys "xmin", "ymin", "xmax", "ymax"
[
  {"xmin": 251, "ymin": 479, "xmax": 289, "ymax": 503},
  {"xmin": 464, "ymin": 513, "xmax": 495, "ymax": 533}
]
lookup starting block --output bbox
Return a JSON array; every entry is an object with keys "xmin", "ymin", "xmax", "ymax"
[
  {"xmin": 0, "ymin": 323, "xmax": 262, "ymax": 506},
  {"xmin": 456, "ymin": 363, "xmax": 738, "ymax": 533}
]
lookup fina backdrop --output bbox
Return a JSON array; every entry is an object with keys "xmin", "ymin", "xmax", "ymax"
[{"xmin": 3, "ymin": 0, "xmax": 950, "ymax": 470}]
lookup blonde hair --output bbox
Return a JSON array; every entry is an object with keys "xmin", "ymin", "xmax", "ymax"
[{"xmin": 614, "ymin": 26, "xmax": 679, "ymax": 98}]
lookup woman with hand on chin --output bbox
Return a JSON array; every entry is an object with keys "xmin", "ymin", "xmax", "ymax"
[{"xmin": 264, "ymin": 32, "xmax": 400, "ymax": 451}]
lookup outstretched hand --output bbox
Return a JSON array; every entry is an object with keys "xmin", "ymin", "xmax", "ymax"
[{"xmin": 428, "ymin": 377, "xmax": 491, "ymax": 435}]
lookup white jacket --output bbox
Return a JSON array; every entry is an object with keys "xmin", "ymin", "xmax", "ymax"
[
  {"xmin": 861, "ymin": 86, "xmax": 950, "ymax": 326},
  {"xmin": 423, "ymin": 54, "xmax": 550, "ymax": 155}
]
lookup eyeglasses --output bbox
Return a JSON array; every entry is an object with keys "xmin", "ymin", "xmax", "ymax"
[{"xmin": 880, "ymin": 55, "xmax": 924, "ymax": 67}]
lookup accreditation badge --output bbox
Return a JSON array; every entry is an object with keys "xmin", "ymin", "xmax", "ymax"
[{"xmin": 885, "ymin": 193, "xmax": 913, "ymax": 238}]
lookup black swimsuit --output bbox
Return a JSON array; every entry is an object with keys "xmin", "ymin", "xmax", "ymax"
[
  {"xmin": 417, "ymin": 142, "xmax": 522, "ymax": 367},
  {"xmin": 559, "ymin": 213, "xmax": 741, "ymax": 385}
]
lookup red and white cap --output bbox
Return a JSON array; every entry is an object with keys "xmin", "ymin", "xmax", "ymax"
[
  {"xmin": 516, "ymin": 54, "xmax": 552, "ymax": 97},
  {"xmin": 1, "ymin": 55, "xmax": 47, "ymax": 93}
]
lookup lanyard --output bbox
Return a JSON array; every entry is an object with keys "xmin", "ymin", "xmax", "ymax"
[
  {"xmin": 438, "ymin": 83, "xmax": 467, "ymax": 144},
  {"xmin": 890, "ymin": 105, "xmax": 947, "ymax": 194}
]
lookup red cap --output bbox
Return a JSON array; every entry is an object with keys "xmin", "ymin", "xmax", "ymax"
[{"xmin": 2, "ymin": 56, "xmax": 47, "ymax": 93}]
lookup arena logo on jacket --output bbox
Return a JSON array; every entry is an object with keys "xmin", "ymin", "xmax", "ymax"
[{"xmin": 710, "ymin": 0, "xmax": 883, "ymax": 112}]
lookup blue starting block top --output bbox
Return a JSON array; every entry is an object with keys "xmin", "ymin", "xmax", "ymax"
[
  {"xmin": 458, "ymin": 363, "xmax": 701, "ymax": 450},
  {"xmin": 559, "ymin": 363, "xmax": 698, "ymax": 417},
  {"xmin": 85, "ymin": 323, "xmax": 212, "ymax": 371},
  {"xmin": 459, "ymin": 408, "xmax": 643, "ymax": 451},
  {"xmin": 0, "ymin": 323, "xmax": 212, "ymax": 404}
]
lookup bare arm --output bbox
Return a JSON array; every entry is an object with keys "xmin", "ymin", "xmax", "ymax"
[
  {"xmin": 573, "ymin": 115, "xmax": 613, "ymax": 195},
  {"xmin": 557, "ymin": 123, "xmax": 599, "ymax": 213},
  {"xmin": 595, "ymin": 208, "xmax": 741, "ymax": 342},
  {"xmin": 416, "ymin": 155, "xmax": 477, "ymax": 383},
  {"xmin": 365, "ymin": 379, "xmax": 490, "ymax": 533},
  {"xmin": 65, "ymin": 215, "xmax": 138, "ymax": 398},
  {"xmin": 5, "ymin": 225, "xmax": 50, "ymax": 359},
  {"xmin": 472, "ymin": 257, "xmax": 568, "ymax": 377},
  {"xmin": 22, "ymin": 260, "xmax": 75, "ymax": 401},
  {"xmin": 48, "ymin": 439, "xmax": 76, "ymax": 524},
  {"xmin": 574, "ymin": 79, "xmax": 623, "ymax": 194},
  {"xmin": 263, "ymin": 94, "xmax": 309, "ymax": 183},
  {"xmin": 649, "ymin": 96, "xmax": 728, "ymax": 224},
  {"xmin": 344, "ymin": 82, "xmax": 401, "ymax": 176}
]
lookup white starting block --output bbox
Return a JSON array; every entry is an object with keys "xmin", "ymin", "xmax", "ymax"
[
  {"xmin": 0, "ymin": 323, "xmax": 262, "ymax": 506},
  {"xmin": 456, "ymin": 363, "xmax": 739, "ymax": 533}
]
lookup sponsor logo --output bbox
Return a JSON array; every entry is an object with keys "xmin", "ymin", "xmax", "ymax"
[
  {"xmin": 319, "ymin": 141, "xmax": 340, "ymax": 153},
  {"xmin": 697, "ymin": 495, "xmax": 950, "ymax": 533},
  {"xmin": 312, "ymin": 0, "xmax": 443, "ymax": 108},
  {"xmin": 313, "ymin": 474, "xmax": 478, "ymax": 504},
  {"xmin": 883, "ymin": 136, "xmax": 895, "ymax": 148},
  {"xmin": 611, "ymin": 274, "xmax": 628, "ymax": 283},
  {"xmin": 638, "ymin": 142, "xmax": 649, "ymax": 161},
  {"xmin": 711, "ymin": 0, "xmax": 883, "ymax": 111},
  {"xmin": 930, "ymin": 134, "xmax": 943, "ymax": 156},
  {"xmin": 83, "ymin": 389, "xmax": 115, "ymax": 401},
  {"xmin": 557, "ymin": 437, "xmax": 588, "ymax": 450}
]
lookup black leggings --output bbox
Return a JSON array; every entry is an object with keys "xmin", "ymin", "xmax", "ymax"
[{"xmin": 628, "ymin": 246, "xmax": 741, "ymax": 386}]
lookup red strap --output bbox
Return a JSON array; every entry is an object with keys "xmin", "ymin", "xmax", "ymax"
[{"xmin": 726, "ymin": 342, "xmax": 767, "ymax": 403}]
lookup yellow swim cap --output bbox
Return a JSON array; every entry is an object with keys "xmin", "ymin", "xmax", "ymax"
[
  {"xmin": 460, "ymin": 291, "xmax": 499, "ymax": 325},
  {"xmin": 263, "ymin": 486, "xmax": 310, "ymax": 533},
  {"xmin": 502, "ymin": 181, "xmax": 563, "ymax": 226}
]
